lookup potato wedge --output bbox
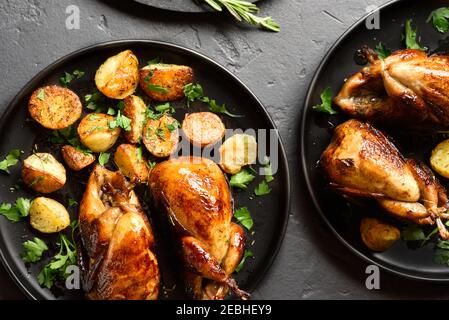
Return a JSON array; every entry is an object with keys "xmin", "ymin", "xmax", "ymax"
[
  {"xmin": 22, "ymin": 153, "xmax": 66, "ymax": 193},
  {"xmin": 360, "ymin": 217, "xmax": 400, "ymax": 252},
  {"xmin": 140, "ymin": 64, "xmax": 194, "ymax": 101},
  {"xmin": 431, "ymin": 139, "xmax": 449, "ymax": 178},
  {"xmin": 77, "ymin": 113, "xmax": 121, "ymax": 152},
  {"xmin": 30, "ymin": 197, "xmax": 70, "ymax": 233},
  {"xmin": 61, "ymin": 145, "xmax": 96, "ymax": 171},
  {"xmin": 143, "ymin": 114, "xmax": 179, "ymax": 158},
  {"xmin": 182, "ymin": 112, "xmax": 225, "ymax": 147},
  {"xmin": 95, "ymin": 50, "xmax": 139, "ymax": 99},
  {"xmin": 114, "ymin": 144, "xmax": 149, "ymax": 182},
  {"xmin": 123, "ymin": 95, "xmax": 147, "ymax": 144},
  {"xmin": 219, "ymin": 134, "xmax": 257, "ymax": 174},
  {"xmin": 28, "ymin": 85, "xmax": 82, "ymax": 130}
]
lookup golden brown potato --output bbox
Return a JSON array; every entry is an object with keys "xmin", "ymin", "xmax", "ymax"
[
  {"xmin": 182, "ymin": 112, "xmax": 225, "ymax": 147},
  {"xmin": 61, "ymin": 145, "xmax": 96, "ymax": 171},
  {"xmin": 142, "ymin": 114, "xmax": 179, "ymax": 158},
  {"xmin": 140, "ymin": 64, "xmax": 194, "ymax": 101},
  {"xmin": 77, "ymin": 113, "xmax": 121, "ymax": 152},
  {"xmin": 30, "ymin": 197, "xmax": 70, "ymax": 233},
  {"xmin": 95, "ymin": 50, "xmax": 139, "ymax": 99},
  {"xmin": 219, "ymin": 134, "xmax": 258, "ymax": 174},
  {"xmin": 22, "ymin": 153, "xmax": 66, "ymax": 193},
  {"xmin": 28, "ymin": 85, "xmax": 82, "ymax": 130},
  {"xmin": 360, "ymin": 217, "xmax": 400, "ymax": 252},
  {"xmin": 114, "ymin": 144, "xmax": 149, "ymax": 182},
  {"xmin": 123, "ymin": 95, "xmax": 147, "ymax": 144},
  {"xmin": 431, "ymin": 139, "xmax": 449, "ymax": 178}
]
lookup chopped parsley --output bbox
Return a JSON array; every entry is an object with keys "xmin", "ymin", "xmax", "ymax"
[
  {"xmin": 404, "ymin": 19, "xmax": 427, "ymax": 51},
  {"xmin": 108, "ymin": 111, "xmax": 131, "ymax": 132},
  {"xmin": 0, "ymin": 149, "xmax": 22, "ymax": 173},
  {"xmin": 235, "ymin": 250, "xmax": 254, "ymax": 273},
  {"xmin": 230, "ymin": 168, "xmax": 256, "ymax": 189},
  {"xmin": 427, "ymin": 7, "xmax": 449, "ymax": 33},
  {"xmin": 37, "ymin": 89, "xmax": 45, "ymax": 101},
  {"xmin": 0, "ymin": 197, "xmax": 31, "ymax": 222},
  {"xmin": 312, "ymin": 87, "xmax": 338, "ymax": 114},
  {"xmin": 98, "ymin": 152, "xmax": 110, "ymax": 166},
  {"xmin": 254, "ymin": 180, "xmax": 271, "ymax": 196},
  {"xmin": 21, "ymin": 238, "xmax": 48, "ymax": 263},
  {"xmin": 59, "ymin": 70, "xmax": 84, "ymax": 87},
  {"xmin": 234, "ymin": 207, "xmax": 253, "ymax": 230},
  {"xmin": 375, "ymin": 42, "xmax": 391, "ymax": 60}
]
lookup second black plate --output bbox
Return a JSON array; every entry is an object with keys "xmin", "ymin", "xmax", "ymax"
[{"xmin": 302, "ymin": 0, "xmax": 449, "ymax": 282}]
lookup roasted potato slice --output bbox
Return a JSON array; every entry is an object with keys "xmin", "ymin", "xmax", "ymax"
[
  {"xmin": 219, "ymin": 134, "xmax": 258, "ymax": 174},
  {"xmin": 114, "ymin": 144, "xmax": 149, "ymax": 182},
  {"xmin": 95, "ymin": 50, "xmax": 139, "ymax": 99},
  {"xmin": 123, "ymin": 95, "xmax": 147, "ymax": 144},
  {"xmin": 28, "ymin": 85, "xmax": 82, "ymax": 130},
  {"xmin": 77, "ymin": 113, "xmax": 121, "ymax": 152},
  {"xmin": 182, "ymin": 112, "xmax": 225, "ymax": 147},
  {"xmin": 61, "ymin": 145, "xmax": 96, "ymax": 171},
  {"xmin": 360, "ymin": 217, "xmax": 400, "ymax": 252},
  {"xmin": 140, "ymin": 64, "xmax": 194, "ymax": 101},
  {"xmin": 30, "ymin": 197, "xmax": 70, "ymax": 233},
  {"xmin": 143, "ymin": 114, "xmax": 179, "ymax": 158},
  {"xmin": 431, "ymin": 139, "xmax": 449, "ymax": 178},
  {"xmin": 22, "ymin": 153, "xmax": 66, "ymax": 193}
]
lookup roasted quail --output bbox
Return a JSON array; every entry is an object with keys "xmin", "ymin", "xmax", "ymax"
[
  {"xmin": 148, "ymin": 156, "xmax": 249, "ymax": 300},
  {"xmin": 321, "ymin": 119, "xmax": 449, "ymax": 239}
]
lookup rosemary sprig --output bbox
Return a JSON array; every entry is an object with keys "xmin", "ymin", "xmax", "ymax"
[{"xmin": 202, "ymin": 0, "xmax": 280, "ymax": 32}]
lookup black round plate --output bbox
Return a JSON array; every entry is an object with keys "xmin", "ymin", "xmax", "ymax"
[
  {"xmin": 302, "ymin": 0, "xmax": 449, "ymax": 282},
  {"xmin": 132, "ymin": 0, "xmax": 260, "ymax": 13},
  {"xmin": 0, "ymin": 40, "xmax": 290, "ymax": 299}
]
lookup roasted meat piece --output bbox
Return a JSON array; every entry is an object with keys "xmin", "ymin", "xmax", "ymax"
[
  {"xmin": 148, "ymin": 156, "xmax": 249, "ymax": 300},
  {"xmin": 79, "ymin": 165, "xmax": 160, "ymax": 300}
]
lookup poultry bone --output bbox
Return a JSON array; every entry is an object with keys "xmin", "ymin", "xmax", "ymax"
[
  {"xmin": 148, "ymin": 156, "xmax": 249, "ymax": 300},
  {"xmin": 320, "ymin": 119, "xmax": 449, "ymax": 239},
  {"xmin": 79, "ymin": 165, "xmax": 160, "ymax": 300},
  {"xmin": 335, "ymin": 48, "xmax": 449, "ymax": 127}
]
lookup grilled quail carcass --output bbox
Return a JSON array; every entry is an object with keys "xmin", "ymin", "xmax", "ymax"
[
  {"xmin": 79, "ymin": 165, "xmax": 160, "ymax": 300},
  {"xmin": 320, "ymin": 119, "xmax": 449, "ymax": 239},
  {"xmin": 148, "ymin": 156, "xmax": 249, "ymax": 300},
  {"xmin": 335, "ymin": 48, "xmax": 449, "ymax": 127}
]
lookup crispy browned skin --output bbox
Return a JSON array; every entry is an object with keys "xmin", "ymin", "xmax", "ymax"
[
  {"xmin": 79, "ymin": 165, "xmax": 160, "ymax": 300},
  {"xmin": 321, "ymin": 119, "xmax": 449, "ymax": 239},
  {"xmin": 140, "ymin": 64, "xmax": 194, "ymax": 101},
  {"xmin": 28, "ymin": 85, "xmax": 82, "ymax": 129},
  {"xmin": 61, "ymin": 145, "xmax": 95, "ymax": 171},
  {"xmin": 335, "ymin": 48, "xmax": 449, "ymax": 127},
  {"xmin": 148, "ymin": 156, "xmax": 249, "ymax": 300}
]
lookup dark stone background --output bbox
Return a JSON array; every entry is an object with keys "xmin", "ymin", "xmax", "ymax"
[{"xmin": 0, "ymin": 0, "xmax": 448, "ymax": 299}]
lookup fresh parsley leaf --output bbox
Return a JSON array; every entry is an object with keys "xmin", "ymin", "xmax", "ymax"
[
  {"xmin": 146, "ymin": 108, "xmax": 161, "ymax": 120},
  {"xmin": 147, "ymin": 160, "xmax": 157, "ymax": 169},
  {"xmin": 375, "ymin": 42, "xmax": 391, "ymax": 60},
  {"xmin": 148, "ymin": 83, "xmax": 169, "ymax": 94},
  {"xmin": 235, "ymin": 250, "xmax": 254, "ymax": 273},
  {"xmin": 230, "ymin": 168, "xmax": 256, "ymax": 189},
  {"xmin": 401, "ymin": 225, "xmax": 426, "ymax": 241},
  {"xmin": 38, "ymin": 233, "xmax": 77, "ymax": 289},
  {"xmin": 155, "ymin": 102, "xmax": 172, "ymax": 113},
  {"xmin": 0, "ymin": 197, "xmax": 31, "ymax": 222},
  {"xmin": 183, "ymin": 83, "xmax": 243, "ymax": 117},
  {"xmin": 68, "ymin": 198, "xmax": 78, "ymax": 207},
  {"xmin": 437, "ymin": 240, "xmax": 449, "ymax": 250},
  {"xmin": 15, "ymin": 197, "xmax": 31, "ymax": 217},
  {"xmin": 234, "ymin": 207, "xmax": 253, "ymax": 230},
  {"xmin": 107, "ymin": 107, "xmax": 116, "ymax": 116},
  {"xmin": 404, "ymin": 19, "xmax": 427, "ymax": 51},
  {"xmin": 147, "ymin": 57, "xmax": 163, "ymax": 65},
  {"xmin": 156, "ymin": 128, "xmax": 166, "ymax": 141},
  {"xmin": 59, "ymin": 70, "xmax": 84, "ymax": 87},
  {"xmin": 166, "ymin": 120, "xmax": 180, "ymax": 132},
  {"xmin": 21, "ymin": 238, "xmax": 48, "ymax": 263},
  {"xmin": 312, "ymin": 87, "xmax": 338, "ymax": 114},
  {"xmin": 427, "ymin": 7, "xmax": 449, "ymax": 33},
  {"xmin": 85, "ymin": 90, "xmax": 105, "ymax": 113},
  {"xmin": 37, "ymin": 89, "xmax": 45, "ymax": 101},
  {"xmin": 108, "ymin": 111, "xmax": 131, "ymax": 132},
  {"xmin": 254, "ymin": 180, "xmax": 272, "ymax": 196},
  {"xmin": 98, "ymin": 152, "xmax": 110, "ymax": 166},
  {"xmin": 0, "ymin": 149, "xmax": 22, "ymax": 173}
]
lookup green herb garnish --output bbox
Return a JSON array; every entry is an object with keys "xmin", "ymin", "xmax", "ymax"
[
  {"xmin": 375, "ymin": 42, "xmax": 391, "ymax": 60},
  {"xmin": 312, "ymin": 87, "xmax": 338, "ymax": 115},
  {"xmin": 98, "ymin": 152, "xmax": 110, "ymax": 166},
  {"xmin": 254, "ymin": 180, "xmax": 271, "ymax": 196},
  {"xmin": 59, "ymin": 70, "xmax": 84, "ymax": 87},
  {"xmin": 404, "ymin": 19, "xmax": 427, "ymax": 51},
  {"xmin": 234, "ymin": 207, "xmax": 253, "ymax": 230},
  {"xmin": 0, "ymin": 197, "xmax": 31, "ymax": 222},
  {"xmin": 235, "ymin": 250, "xmax": 254, "ymax": 273},
  {"xmin": 427, "ymin": 7, "xmax": 449, "ymax": 33},
  {"xmin": 230, "ymin": 168, "xmax": 256, "ymax": 189},
  {"xmin": 21, "ymin": 238, "xmax": 48, "ymax": 263},
  {"xmin": 0, "ymin": 149, "xmax": 22, "ymax": 173}
]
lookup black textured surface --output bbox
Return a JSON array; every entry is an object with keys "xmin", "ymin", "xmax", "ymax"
[{"xmin": 1, "ymin": 0, "xmax": 449, "ymax": 300}]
